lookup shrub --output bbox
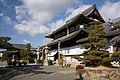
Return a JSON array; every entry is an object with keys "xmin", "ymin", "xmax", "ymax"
[
  {"xmin": 7, "ymin": 61, "xmax": 12, "ymax": 66},
  {"xmin": 102, "ymin": 57, "xmax": 114, "ymax": 67},
  {"xmin": 7, "ymin": 60, "xmax": 17, "ymax": 66},
  {"xmin": 22, "ymin": 62, "xmax": 27, "ymax": 66},
  {"xmin": 18, "ymin": 61, "xmax": 22, "ymax": 66},
  {"xmin": 12, "ymin": 61, "xmax": 17, "ymax": 66},
  {"xmin": 111, "ymin": 51, "xmax": 120, "ymax": 58},
  {"xmin": 29, "ymin": 58, "xmax": 35, "ymax": 63},
  {"xmin": 37, "ymin": 60, "xmax": 42, "ymax": 63},
  {"xmin": 84, "ymin": 60, "xmax": 100, "ymax": 67},
  {"xmin": 71, "ymin": 56, "xmax": 81, "ymax": 59}
]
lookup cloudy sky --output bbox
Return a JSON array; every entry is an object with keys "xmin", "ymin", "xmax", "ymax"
[{"xmin": 0, "ymin": 0, "xmax": 120, "ymax": 47}]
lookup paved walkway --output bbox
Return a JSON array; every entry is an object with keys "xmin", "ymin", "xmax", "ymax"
[{"xmin": 0, "ymin": 65, "xmax": 79, "ymax": 80}]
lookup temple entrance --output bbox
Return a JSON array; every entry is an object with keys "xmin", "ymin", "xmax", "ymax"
[{"xmin": 54, "ymin": 52, "xmax": 58, "ymax": 61}]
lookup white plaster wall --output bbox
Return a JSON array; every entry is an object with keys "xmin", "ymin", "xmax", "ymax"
[
  {"xmin": 0, "ymin": 53, "xmax": 3, "ymax": 57},
  {"xmin": 71, "ymin": 58, "xmax": 78, "ymax": 62},
  {"xmin": 48, "ymin": 57, "xmax": 54, "ymax": 61},
  {"xmin": 48, "ymin": 49, "xmax": 57, "ymax": 56},
  {"xmin": 48, "ymin": 49, "xmax": 57, "ymax": 61},
  {"xmin": 61, "ymin": 44, "xmax": 86, "ymax": 55},
  {"xmin": 48, "ymin": 44, "xmax": 87, "ymax": 63},
  {"xmin": 49, "ymin": 44, "xmax": 86, "ymax": 56},
  {"xmin": 107, "ymin": 46, "xmax": 114, "ymax": 53},
  {"xmin": 65, "ymin": 57, "xmax": 83, "ymax": 63},
  {"xmin": 48, "ymin": 44, "xmax": 114, "ymax": 63}
]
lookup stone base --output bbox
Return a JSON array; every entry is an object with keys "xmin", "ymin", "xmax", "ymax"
[
  {"xmin": 44, "ymin": 59, "xmax": 48, "ymax": 66},
  {"xmin": 55, "ymin": 59, "xmax": 59, "ymax": 66}
]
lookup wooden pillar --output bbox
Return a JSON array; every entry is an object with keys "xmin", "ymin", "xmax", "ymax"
[{"xmin": 58, "ymin": 41, "xmax": 61, "ymax": 59}]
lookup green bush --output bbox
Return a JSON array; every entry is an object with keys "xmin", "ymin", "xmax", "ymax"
[
  {"xmin": 7, "ymin": 60, "xmax": 17, "ymax": 66},
  {"xmin": 12, "ymin": 61, "xmax": 17, "ymax": 66},
  {"xmin": 102, "ymin": 57, "xmax": 114, "ymax": 67},
  {"xmin": 7, "ymin": 61, "xmax": 12, "ymax": 66},
  {"xmin": 37, "ymin": 60, "xmax": 42, "ymax": 63},
  {"xmin": 71, "ymin": 56, "xmax": 81, "ymax": 59},
  {"xmin": 18, "ymin": 61, "xmax": 22, "ymax": 66},
  {"xmin": 111, "ymin": 51, "xmax": 120, "ymax": 58},
  {"xmin": 22, "ymin": 62, "xmax": 27, "ymax": 66},
  {"xmin": 84, "ymin": 60, "xmax": 99, "ymax": 67},
  {"xmin": 29, "ymin": 58, "xmax": 35, "ymax": 63}
]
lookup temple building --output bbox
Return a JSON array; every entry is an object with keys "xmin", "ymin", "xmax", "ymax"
[
  {"xmin": 42, "ymin": 4, "xmax": 119, "ymax": 66},
  {"xmin": 105, "ymin": 17, "xmax": 120, "ymax": 52}
]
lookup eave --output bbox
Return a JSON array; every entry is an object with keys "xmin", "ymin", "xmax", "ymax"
[{"xmin": 46, "ymin": 29, "xmax": 88, "ymax": 47}]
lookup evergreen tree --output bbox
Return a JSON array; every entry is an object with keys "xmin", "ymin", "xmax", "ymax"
[
  {"xmin": 83, "ymin": 21, "xmax": 110, "ymax": 66},
  {"xmin": 0, "ymin": 36, "xmax": 18, "ymax": 50},
  {"xmin": 26, "ymin": 43, "xmax": 31, "ymax": 52},
  {"xmin": 0, "ymin": 37, "xmax": 12, "ymax": 50},
  {"xmin": 20, "ymin": 49, "xmax": 30, "ymax": 60}
]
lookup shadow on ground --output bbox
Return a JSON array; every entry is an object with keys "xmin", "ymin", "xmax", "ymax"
[
  {"xmin": 74, "ymin": 75, "xmax": 84, "ymax": 80},
  {"xmin": 0, "ymin": 65, "xmax": 54, "ymax": 80}
]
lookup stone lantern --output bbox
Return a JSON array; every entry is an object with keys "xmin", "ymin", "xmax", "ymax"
[
  {"xmin": 44, "ymin": 45, "xmax": 49, "ymax": 66},
  {"xmin": 35, "ymin": 46, "xmax": 40, "ymax": 64}
]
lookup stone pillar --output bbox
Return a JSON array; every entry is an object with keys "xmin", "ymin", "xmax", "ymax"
[
  {"xmin": 11, "ymin": 55, "xmax": 15, "ymax": 61},
  {"xmin": 36, "ymin": 46, "xmax": 40, "ymax": 60},
  {"xmin": 44, "ymin": 45, "xmax": 49, "ymax": 66},
  {"xmin": 35, "ymin": 58, "xmax": 37, "ymax": 64}
]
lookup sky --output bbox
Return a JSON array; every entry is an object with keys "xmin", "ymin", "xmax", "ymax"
[{"xmin": 0, "ymin": 0, "xmax": 120, "ymax": 48}]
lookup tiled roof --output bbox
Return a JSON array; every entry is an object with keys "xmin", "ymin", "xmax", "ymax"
[
  {"xmin": 12, "ymin": 44, "xmax": 26, "ymax": 50},
  {"xmin": 46, "ymin": 29, "xmax": 87, "ymax": 46},
  {"xmin": 110, "ymin": 35, "xmax": 120, "ymax": 43},
  {"xmin": 45, "ymin": 4, "xmax": 104, "ymax": 38}
]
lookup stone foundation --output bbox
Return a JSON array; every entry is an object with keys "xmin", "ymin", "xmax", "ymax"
[{"xmin": 77, "ymin": 69, "xmax": 120, "ymax": 80}]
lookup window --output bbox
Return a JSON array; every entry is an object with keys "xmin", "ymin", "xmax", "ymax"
[
  {"xmin": 54, "ymin": 35, "xmax": 58, "ymax": 39},
  {"xmin": 61, "ymin": 31, "xmax": 66, "ymax": 36},
  {"xmin": 75, "ymin": 25, "xmax": 80, "ymax": 30},
  {"xmin": 70, "ymin": 27, "xmax": 75, "ymax": 33}
]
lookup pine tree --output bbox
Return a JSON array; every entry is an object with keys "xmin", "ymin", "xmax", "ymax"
[
  {"xmin": 26, "ymin": 43, "xmax": 31, "ymax": 52},
  {"xmin": 83, "ymin": 21, "xmax": 110, "ymax": 66}
]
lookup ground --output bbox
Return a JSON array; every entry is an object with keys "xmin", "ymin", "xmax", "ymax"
[
  {"xmin": 1, "ymin": 62, "xmax": 120, "ymax": 80},
  {"xmin": 0, "ymin": 64, "xmax": 79, "ymax": 80}
]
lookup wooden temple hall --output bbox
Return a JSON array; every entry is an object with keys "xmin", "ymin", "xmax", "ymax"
[{"xmin": 41, "ymin": 4, "xmax": 120, "ymax": 66}]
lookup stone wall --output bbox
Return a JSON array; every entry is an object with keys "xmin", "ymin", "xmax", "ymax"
[{"xmin": 77, "ymin": 69, "xmax": 120, "ymax": 80}]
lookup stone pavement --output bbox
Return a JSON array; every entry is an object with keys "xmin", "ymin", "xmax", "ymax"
[
  {"xmin": 0, "ymin": 61, "xmax": 7, "ymax": 67},
  {"xmin": 0, "ymin": 65, "xmax": 80, "ymax": 80}
]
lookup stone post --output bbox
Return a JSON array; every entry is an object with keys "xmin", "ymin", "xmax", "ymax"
[
  {"xmin": 44, "ymin": 45, "xmax": 49, "ymax": 66},
  {"xmin": 36, "ymin": 46, "xmax": 40, "ymax": 60},
  {"xmin": 11, "ymin": 55, "xmax": 15, "ymax": 61},
  {"xmin": 35, "ymin": 58, "xmax": 37, "ymax": 64}
]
